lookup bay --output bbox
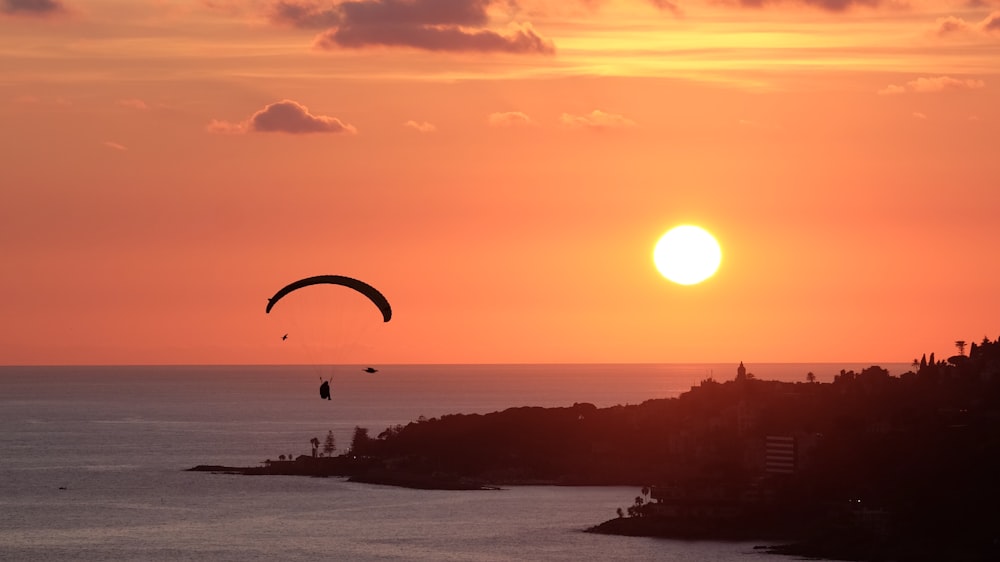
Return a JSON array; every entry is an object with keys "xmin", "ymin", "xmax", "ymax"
[{"xmin": 1, "ymin": 363, "xmax": 903, "ymax": 560}]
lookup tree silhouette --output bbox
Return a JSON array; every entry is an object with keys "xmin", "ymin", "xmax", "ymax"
[
  {"xmin": 626, "ymin": 495, "xmax": 646, "ymax": 517},
  {"xmin": 310, "ymin": 437, "xmax": 320, "ymax": 458},
  {"xmin": 955, "ymin": 340, "xmax": 967, "ymax": 356},
  {"xmin": 806, "ymin": 372, "xmax": 816, "ymax": 383},
  {"xmin": 323, "ymin": 430, "xmax": 336, "ymax": 457},
  {"xmin": 351, "ymin": 426, "xmax": 371, "ymax": 456}
]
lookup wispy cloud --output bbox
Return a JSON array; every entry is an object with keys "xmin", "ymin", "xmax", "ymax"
[
  {"xmin": 728, "ymin": 0, "xmax": 884, "ymax": 12},
  {"xmin": 201, "ymin": 0, "xmax": 252, "ymax": 17},
  {"xmin": 117, "ymin": 99, "xmax": 148, "ymax": 111},
  {"xmin": 487, "ymin": 111, "xmax": 534, "ymax": 127},
  {"xmin": 647, "ymin": 0, "xmax": 682, "ymax": 16},
  {"xmin": 934, "ymin": 11, "xmax": 1000, "ymax": 38},
  {"xmin": 878, "ymin": 76, "xmax": 986, "ymax": 95},
  {"xmin": 404, "ymin": 120, "xmax": 436, "ymax": 133},
  {"xmin": 1, "ymin": 0, "xmax": 65, "ymax": 16},
  {"xmin": 206, "ymin": 119, "xmax": 248, "ymax": 134},
  {"xmin": 207, "ymin": 100, "xmax": 357, "ymax": 134},
  {"xmin": 270, "ymin": 0, "xmax": 555, "ymax": 54},
  {"xmin": 559, "ymin": 110, "xmax": 636, "ymax": 130},
  {"xmin": 103, "ymin": 141, "xmax": 128, "ymax": 151},
  {"xmin": 590, "ymin": 0, "xmax": 883, "ymax": 17},
  {"xmin": 269, "ymin": 0, "xmax": 340, "ymax": 29}
]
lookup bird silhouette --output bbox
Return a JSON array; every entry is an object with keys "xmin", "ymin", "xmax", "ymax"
[{"xmin": 281, "ymin": 334, "xmax": 288, "ymax": 341}]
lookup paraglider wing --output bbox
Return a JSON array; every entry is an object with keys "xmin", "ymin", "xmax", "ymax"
[{"xmin": 265, "ymin": 275, "xmax": 392, "ymax": 322}]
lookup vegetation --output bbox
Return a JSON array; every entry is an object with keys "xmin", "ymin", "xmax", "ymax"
[
  {"xmin": 192, "ymin": 335, "xmax": 1000, "ymax": 560},
  {"xmin": 322, "ymin": 430, "xmax": 336, "ymax": 457}
]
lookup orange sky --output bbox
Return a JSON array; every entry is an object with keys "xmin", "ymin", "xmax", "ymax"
[{"xmin": 2, "ymin": 0, "xmax": 998, "ymax": 365}]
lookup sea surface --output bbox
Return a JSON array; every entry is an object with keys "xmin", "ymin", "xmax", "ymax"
[{"xmin": 0, "ymin": 363, "xmax": 907, "ymax": 561}]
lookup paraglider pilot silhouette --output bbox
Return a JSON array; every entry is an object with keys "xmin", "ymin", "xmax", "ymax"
[{"xmin": 265, "ymin": 275, "xmax": 392, "ymax": 400}]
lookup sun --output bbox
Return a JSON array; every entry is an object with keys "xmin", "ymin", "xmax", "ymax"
[{"xmin": 653, "ymin": 225, "xmax": 722, "ymax": 285}]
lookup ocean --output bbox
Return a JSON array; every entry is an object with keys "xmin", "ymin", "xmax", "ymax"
[{"xmin": 0, "ymin": 363, "xmax": 906, "ymax": 560}]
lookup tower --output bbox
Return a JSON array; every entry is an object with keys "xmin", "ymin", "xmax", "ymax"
[{"xmin": 736, "ymin": 361, "xmax": 747, "ymax": 382}]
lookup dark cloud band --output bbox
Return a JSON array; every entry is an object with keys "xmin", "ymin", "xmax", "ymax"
[
  {"xmin": 1, "ymin": 0, "xmax": 65, "ymax": 15},
  {"xmin": 270, "ymin": 0, "xmax": 554, "ymax": 54}
]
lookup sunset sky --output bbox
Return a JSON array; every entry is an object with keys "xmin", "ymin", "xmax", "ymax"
[{"xmin": 2, "ymin": 0, "xmax": 998, "ymax": 366}]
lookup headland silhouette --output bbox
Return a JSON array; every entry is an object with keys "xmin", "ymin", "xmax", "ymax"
[{"xmin": 191, "ymin": 336, "xmax": 1000, "ymax": 560}]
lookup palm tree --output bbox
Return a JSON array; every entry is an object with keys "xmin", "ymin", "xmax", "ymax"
[
  {"xmin": 955, "ymin": 340, "xmax": 967, "ymax": 356},
  {"xmin": 310, "ymin": 437, "xmax": 320, "ymax": 458}
]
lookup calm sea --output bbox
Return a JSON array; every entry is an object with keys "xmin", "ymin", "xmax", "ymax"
[{"xmin": 0, "ymin": 363, "xmax": 904, "ymax": 561}]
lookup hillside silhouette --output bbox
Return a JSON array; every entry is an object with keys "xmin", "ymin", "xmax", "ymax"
[{"xmin": 193, "ymin": 337, "xmax": 1000, "ymax": 560}]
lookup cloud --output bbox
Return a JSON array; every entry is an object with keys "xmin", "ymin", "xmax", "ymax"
[
  {"xmin": 314, "ymin": 21, "xmax": 554, "ymax": 54},
  {"xmin": 201, "ymin": 1, "xmax": 249, "ymax": 17},
  {"xmin": 727, "ymin": 0, "xmax": 883, "ymax": 12},
  {"xmin": 272, "ymin": 0, "xmax": 555, "ymax": 54},
  {"xmin": 206, "ymin": 119, "xmax": 248, "ymax": 134},
  {"xmin": 877, "ymin": 76, "xmax": 986, "ymax": 95},
  {"xmin": 560, "ymin": 110, "xmax": 636, "ymax": 130},
  {"xmin": 103, "ymin": 141, "xmax": 128, "ymax": 151},
  {"xmin": 983, "ymin": 11, "xmax": 1000, "ymax": 33},
  {"xmin": 117, "ymin": 99, "xmax": 148, "ymax": 110},
  {"xmin": 935, "ymin": 16, "xmax": 974, "ymax": 36},
  {"xmin": 207, "ymin": 100, "xmax": 357, "ymax": 134},
  {"xmin": 487, "ymin": 111, "xmax": 534, "ymax": 127},
  {"xmin": 935, "ymin": 11, "xmax": 1000, "ymax": 37},
  {"xmin": 269, "ymin": 0, "xmax": 341, "ymax": 29},
  {"xmin": 648, "ymin": 0, "xmax": 682, "ymax": 16},
  {"xmin": 912, "ymin": 112, "xmax": 927, "ymax": 120},
  {"xmin": 579, "ymin": 0, "xmax": 682, "ymax": 16},
  {"xmin": 249, "ymin": 100, "xmax": 356, "ymax": 133},
  {"xmin": 877, "ymin": 84, "xmax": 906, "ymax": 95},
  {"xmin": 272, "ymin": 0, "xmax": 491, "ymax": 28},
  {"xmin": 404, "ymin": 120, "xmax": 436, "ymax": 133},
  {"xmin": 1, "ymin": 0, "xmax": 64, "ymax": 16}
]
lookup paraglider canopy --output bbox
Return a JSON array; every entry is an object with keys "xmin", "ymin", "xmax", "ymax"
[{"xmin": 265, "ymin": 275, "xmax": 392, "ymax": 322}]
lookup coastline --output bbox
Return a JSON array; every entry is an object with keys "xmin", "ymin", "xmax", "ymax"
[
  {"xmin": 185, "ymin": 353, "xmax": 1000, "ymax": 562},
  {"xmin": 187, "ymin": 458, "xmax": 501, "ymax": 491}
]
